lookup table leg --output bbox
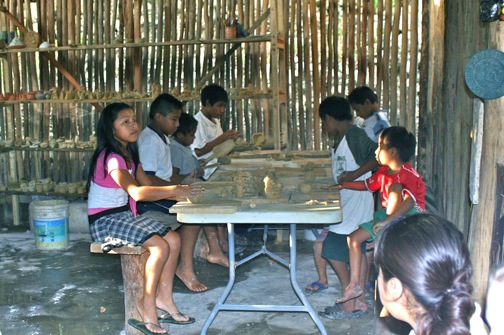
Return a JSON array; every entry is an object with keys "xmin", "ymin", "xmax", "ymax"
[
  {"xmin": 201, "ymin": 222, "xmax": 236, "ymax": 335},
  {"xmin": 289, "ymin": 224, "xmax": 328, "ymax": 335}
]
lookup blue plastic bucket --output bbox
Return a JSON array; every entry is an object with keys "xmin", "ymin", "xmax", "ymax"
[{"xmin": 29, "ymin": 200, "xmax": 69, "ymax": 250}]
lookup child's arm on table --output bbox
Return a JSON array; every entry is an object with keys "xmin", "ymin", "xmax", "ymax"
[
  {"xmin": 337, "ymin": 160, "xmax": 379, "ymax": 183},
  {"xmin": 110, "ymin": 166, "xmax": 203, "ymax": 201},
  {"xmin": 194, "ymin": 130, "xmax": 241, "ymax": 157},
  {"xmin": 321, "ymin": 180, "xmax": 367, "ymax": 191}
]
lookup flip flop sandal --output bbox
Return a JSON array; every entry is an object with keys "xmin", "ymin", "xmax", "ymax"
[
  {"xmin": 128, "ymin": 318, "xmax": 168, "ymax": 335},
  {"xmin": 305, "ymin": 281, "xmax": 328, "ymax": 293},
  {"xmin": 158, "ymin": 311, "xmax": 196, "ymax": 325},
  {"xmin": 318, "ymin": 305, "xmax": 367, "ymax": 320}
]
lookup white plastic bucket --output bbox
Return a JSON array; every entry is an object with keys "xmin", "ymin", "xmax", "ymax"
[
  {"xmin": 29, "ymin": 200, "xmax": 69, "ymax": 250},
  {"xmin": 304, "ymin": 228, "xmax": 323, "ymax": 241}
]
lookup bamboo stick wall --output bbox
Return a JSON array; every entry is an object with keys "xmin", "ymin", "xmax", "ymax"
[{"xmin": 0, "ymin": 0, "xmax": 422, "ymax": 189}]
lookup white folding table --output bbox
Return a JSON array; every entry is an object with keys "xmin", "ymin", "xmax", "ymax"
[{"xmin": 170, "ymin": 201, "xmax": 342, "ymax": 335}]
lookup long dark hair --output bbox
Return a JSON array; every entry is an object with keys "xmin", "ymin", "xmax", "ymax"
[
  {"xmin": 86, "ymin": 103, "xmax": 139, "ymax": 191},
  {"xmin": 374, "ymin": 214, "xmax": 475, "ymax": 335}
]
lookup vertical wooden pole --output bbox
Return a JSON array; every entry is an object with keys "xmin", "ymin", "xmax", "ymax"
[
  {"xmin": 407, "ymin": 0, "xmax": 419, "ymax": 133},
  {"xmin": 389, "ymin": 0, "xmax": 401, "ymax": 124},
  {"xmin": 309, "ymin": 0, "xmax": 320, "ymax": 150}
]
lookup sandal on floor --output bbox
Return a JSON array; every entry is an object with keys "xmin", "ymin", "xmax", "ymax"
[
  {"xmin": 158, "ymin": 311, "xmax": 195, "ymax": 325},
  {"xmin": 318, "ymin": 304, "xmax": 367, "ymax": 320},
  {"xmin": 305, "ymin": 281, "xmax": 328, "ymax": 293},
  {"xmin": 128, "ymin": 318, "xmax": 168, "ymax": 335}
]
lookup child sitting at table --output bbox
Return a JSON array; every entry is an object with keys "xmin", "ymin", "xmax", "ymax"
[
  {"xmin": 191, "ymin": 84, "xmax": 241, "ymax": 253},
  {"xmin": 87, "ymin": 103, "xmax": 203, "ymax": 334},
  {"xmin": 334, "ymin": 126, "xmax": 426, "ymax": 304},
  {"xmin": 171, "ymin": 112, "xmax": 229, "ymax": 292},
  {"xmin": 347, "ymin": 86, "xmax": 390, "ymax": 142},
  {"xmin": 312, "ymin": 96, "xmax": 378, "ymax": 319}
]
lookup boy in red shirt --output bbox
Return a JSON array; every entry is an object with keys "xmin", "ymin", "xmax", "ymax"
[{"xmin": 332, "ymin": 126, "xmax": 426, "ymax": 303}]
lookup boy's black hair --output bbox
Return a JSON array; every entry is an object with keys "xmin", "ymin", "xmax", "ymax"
[
  {"xmin": 201, "ymin": 83, "xmax": 229, "ymax": 106},
  {"xmin": 347, "ymin": 86, "xmax": 378, "ymax": 104},
  {"xmin": 149, "ymin": 93, "xmax": 183, "ymax": 119},
  {"xmin": 318, "ymin": 96, "xmax": 352, "ymax": 121},
  {"xmin": 174, "ymin": 112, "xmax": 198, "ymax": 137},
  {"xmin": 380, "ymin": 126, "xmax": 416, "ymax": 162}
]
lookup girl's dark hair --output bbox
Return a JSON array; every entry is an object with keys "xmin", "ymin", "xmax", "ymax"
[
  {"xmin": 173, "ymin": 112, "xmax": 198, "ymax": 137},
  {"xmin": 318, "ymin": 96, "xmax": 352, "ymax": 121},
  {"xmin": 201, "ymin": 83, "xmax": 229, "ymax": 106},
  {"xmin": 380, "ymin": 126, "xmax": 416, "ymax": 162},
  {"xmin": 149, "ymin": 93, "xmax": 183, "ymax": 119},
  {"xmin": 86, "ymin": 103, "xmax": 139, "ymax": 191},
  {"xmin": 374, "ymin": 214, "xmax": 475, "ymax": 335}
]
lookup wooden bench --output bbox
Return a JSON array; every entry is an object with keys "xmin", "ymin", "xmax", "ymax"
[
  {"xmin": 90, "ymin": 242, "xmax": 148, "ymax": 335},
  {"xmin": 89, "ymin": 211, "xmax": 179, "ymax": 335}
]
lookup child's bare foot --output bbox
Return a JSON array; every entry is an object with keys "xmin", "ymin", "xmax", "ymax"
[
  {"xmin": 336, "ymin": 284, "xmax": 363, "ymax": 304},
  {"xmin": 207, "ymin": 253, "xmax": 229, "ymax": 267},
  {"xmin": 155, "ymin": 301, "xmax": 192, "ymax": 323},
  {"xmin": 219, "ymin": 239, "xmax": 229, "ymax": 253},
  {"xmin": 355, "ymin": 299, "xmax": 368, "ymax": 311},
  {"xmin": 175, "ymin": 268, "xmax": 208, "ymax": 292}
]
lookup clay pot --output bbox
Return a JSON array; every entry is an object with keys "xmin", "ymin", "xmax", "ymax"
[
  {"xmin": 26, "ymin": 91, "xmax": 36, "ymax": 100},
  {"xmin": 225, "ymin": 26, "xmax": 237, "ymax": 39}
]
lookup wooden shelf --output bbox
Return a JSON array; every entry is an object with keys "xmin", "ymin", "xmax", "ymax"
[
  {"xmin": 0, "ymin": 190, "xmax": 86, "ymax": 197},
  {"xmin": 0, "ymin": 146, "xmax": 94, "ymax": 153},
  {"xmin": 0, "ymin": 93, "xmax": 273, "ymax": 105},
  {"xmin": 0, "ymin": 35, "xmax": 273, "ymax": 54}
]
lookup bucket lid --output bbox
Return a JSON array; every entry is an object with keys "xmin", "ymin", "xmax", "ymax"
[
  {"xmin": 465, "ymin": 49, "xmax": 504, "ymax": 100},
  {"xmin": 30, "ymin": 199, "xmax": 69, "ymax": 207}
]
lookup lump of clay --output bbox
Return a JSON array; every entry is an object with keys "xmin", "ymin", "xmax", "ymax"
[
  {"xmin": 218, "ymin": 156, "xmax": 231, "ymax": 164},
  {"xmin": 304, "ymin": 170, "xmax": 316, "ymax": 182},
  {"xmin": 298, "ymin": 183, "xmax": 311, "ymax": 194},
  {"xmin": 263, "ymin": 174, "xmax": 283, "ymax": 199},
  {"xmin": 252, "ymin": 132, "xmax": 265, "ymax": 146}
]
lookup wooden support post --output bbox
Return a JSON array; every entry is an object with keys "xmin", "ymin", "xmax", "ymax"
[{"xmin": 90, "ymin": 243, "xmax": 151, "ymax": 335}]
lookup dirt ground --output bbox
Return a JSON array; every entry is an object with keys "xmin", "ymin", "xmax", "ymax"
[{"xmin": 0, "ymin": 217, "xmax": 410, "ymax": 335}]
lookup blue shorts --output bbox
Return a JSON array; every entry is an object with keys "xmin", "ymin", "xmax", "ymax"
[{"xmin": 321, "ymin": 232, "xmax": 366, "ymax": 262}]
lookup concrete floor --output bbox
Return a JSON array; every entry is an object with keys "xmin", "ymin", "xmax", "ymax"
[{"xmin": 0, "ymin": 211, "xmax": 407, "ymax": 335}]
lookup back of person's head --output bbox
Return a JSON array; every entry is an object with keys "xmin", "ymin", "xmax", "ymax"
[
  {"xmin": 174, "ymin": 112, "xmax": 198, "ymax": 137},
  {"xmin": 347, "ymin": 86, "xmax": 378, "ymax": 104},
  {"xmin": 374, "ymin": 213, "xmax": 475, "ymax": 335},
  {"xmin": 87, "ymin": 102, "xmax": 139, "ymax": 190},
  {"xmin": 201, "ymin": 84, "xmax": 229, "ymax": 106},
  {"xmin": 380, "ymin": 126, "xmax": 416, "ymax": 162},
  {"xmin": 149, "ymin": 93, "xmax": 183, "ymax": 119},
  {"xmin": 486, "ymin": 264, "xmax": 504, "ymax": 334},
  {"xmin": 318, "ymin": 96, "xmax": 352, "ymax": 121}
]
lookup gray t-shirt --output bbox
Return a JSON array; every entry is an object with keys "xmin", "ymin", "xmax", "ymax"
[{"xmin": 171, "ymin": 140, "xmax": 199, "ymax": 176}]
